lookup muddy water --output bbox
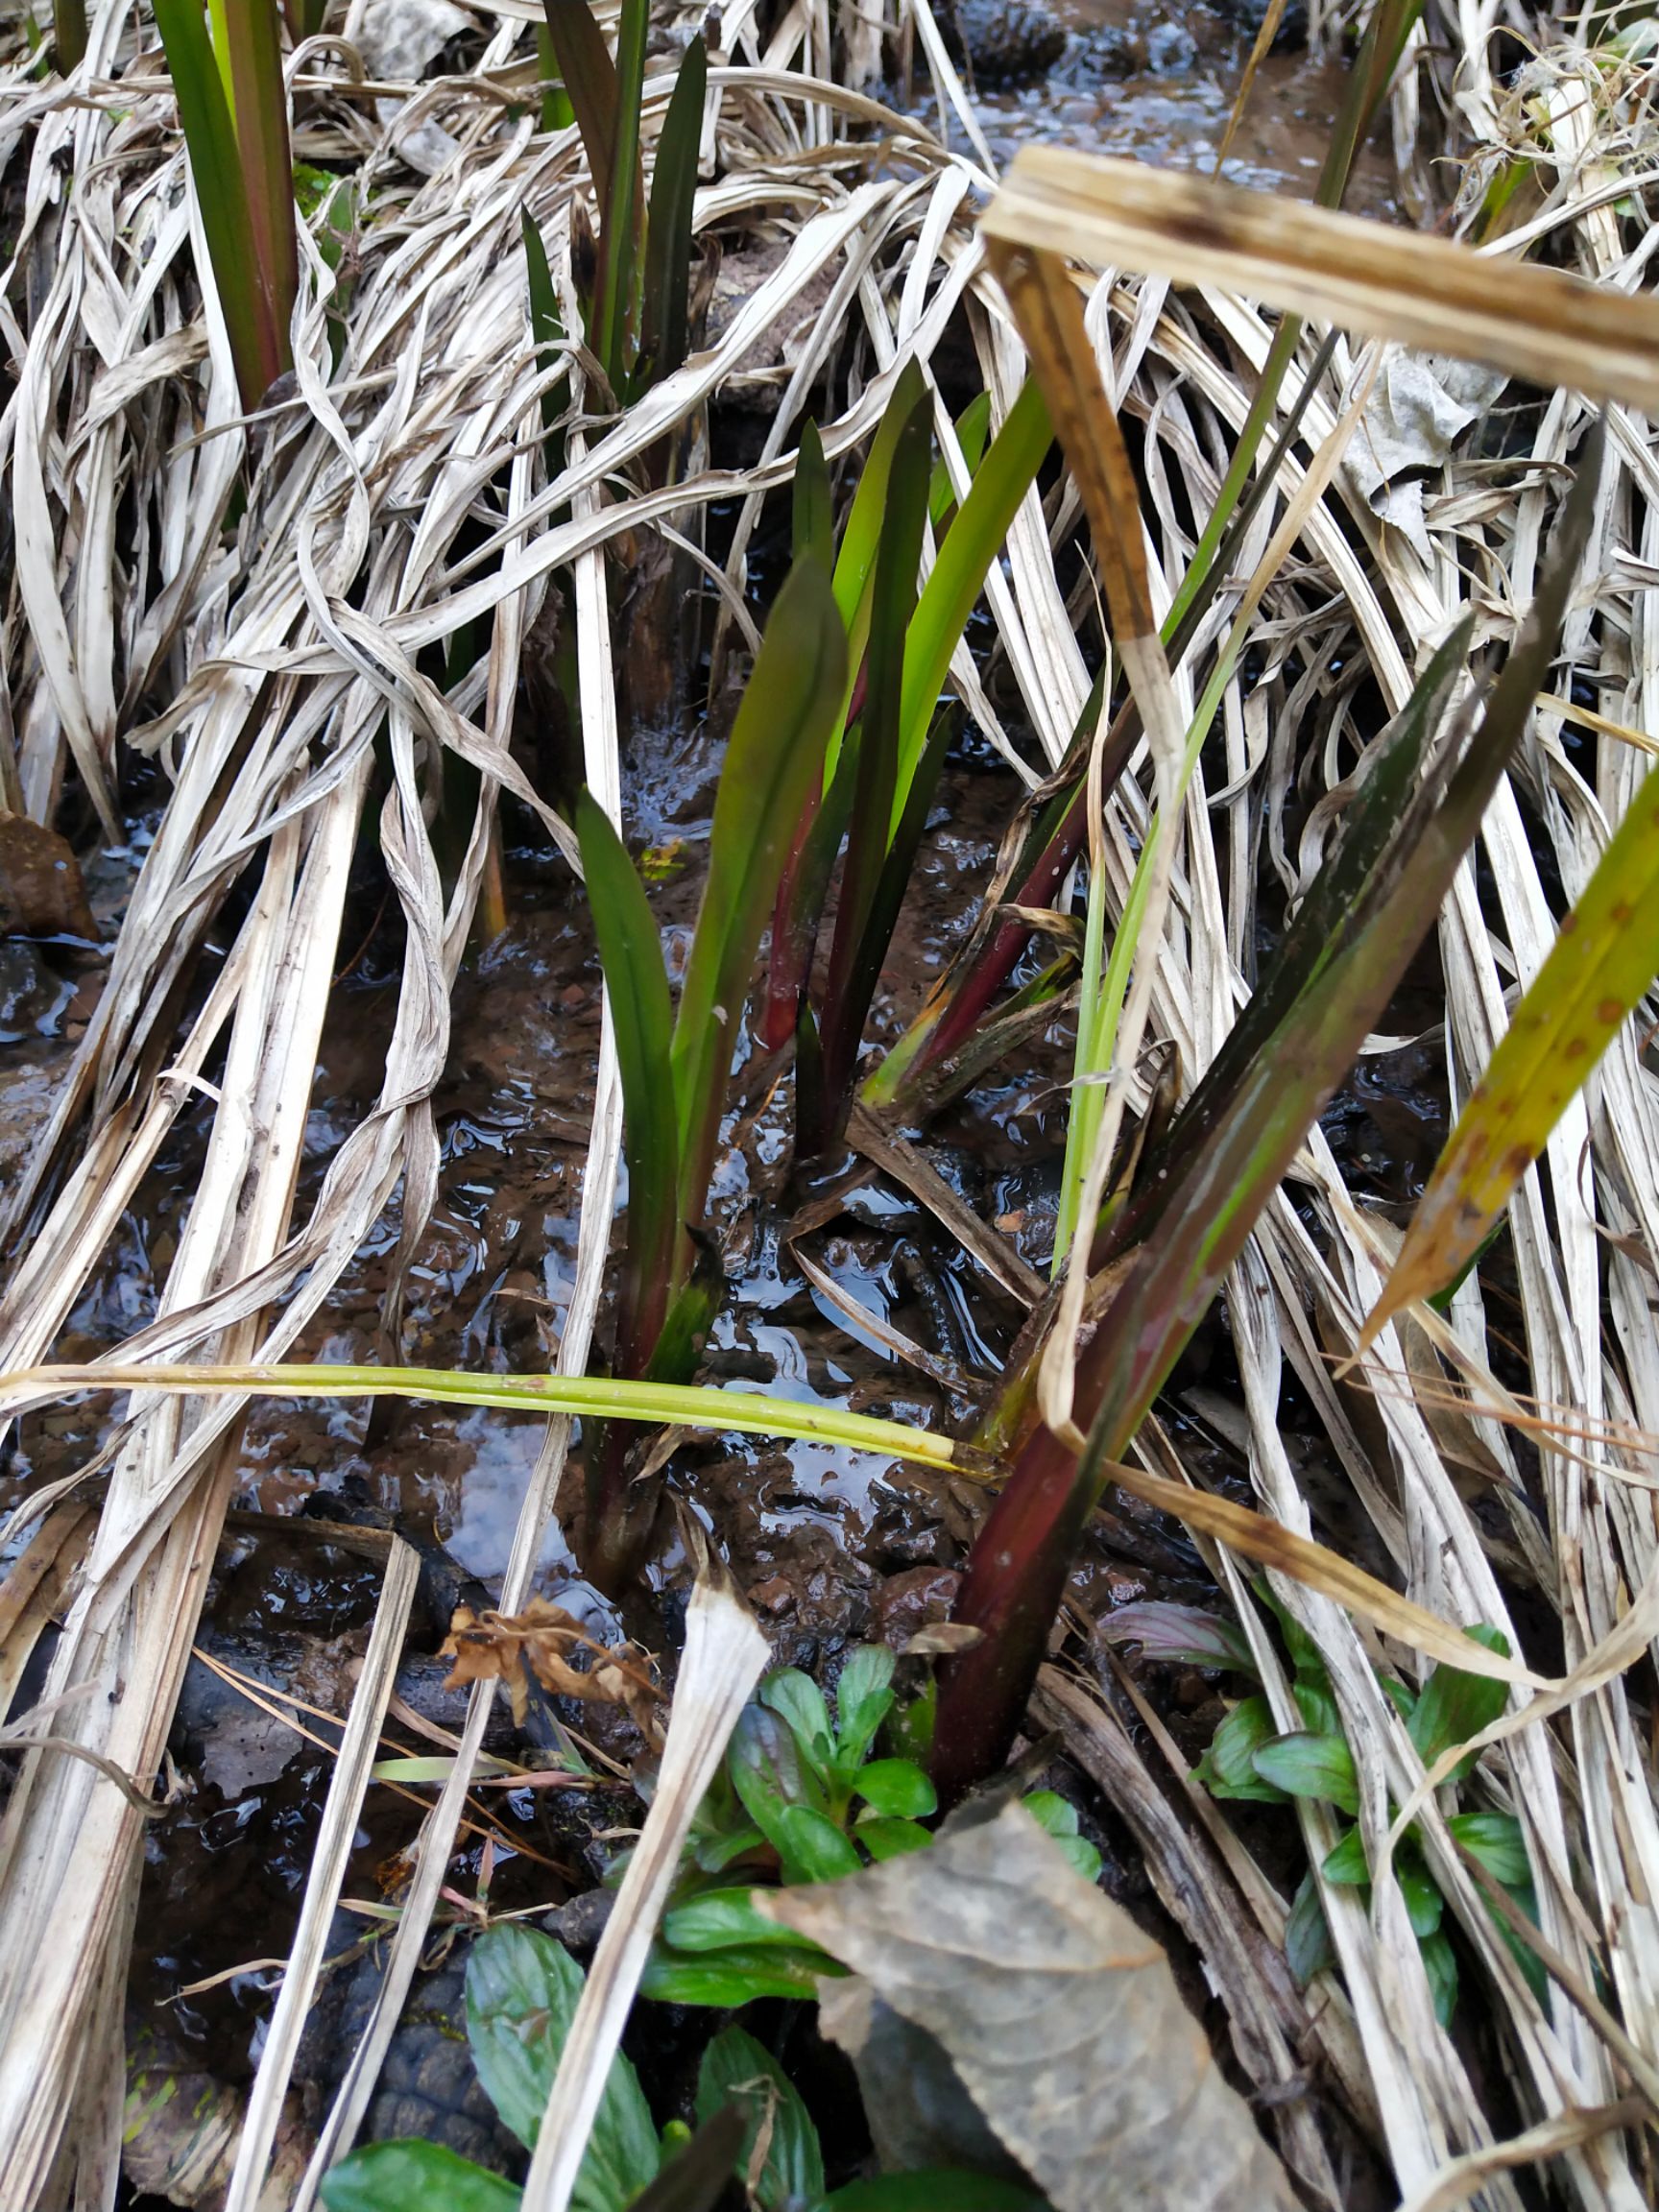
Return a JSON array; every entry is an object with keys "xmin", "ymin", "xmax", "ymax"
[{"xmin": 942, "ymin": 0, "xmax": 1398, "ymax": 210}]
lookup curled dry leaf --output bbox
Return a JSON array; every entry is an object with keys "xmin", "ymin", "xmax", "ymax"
[
  {"xmin": 441, "ymin": 1600, "xmax": 663, "ymax": 1746},
  {"xmin": 761, "ymin": 1799, "xmax": 1297, "ymax": 2212}
]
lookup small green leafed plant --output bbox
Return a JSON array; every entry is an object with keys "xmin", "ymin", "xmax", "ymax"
[
  {"xmin": 1190, "ymin": 1595, "xmax": 1541, "ymax": 2023},
  {"xmin": 643, "ymin": 1644, "xmax": 1100, "ymax": 2007},
  {"xmin": 320, "ymin": 1920, "xmax": 1044, "ymax": 2212}
]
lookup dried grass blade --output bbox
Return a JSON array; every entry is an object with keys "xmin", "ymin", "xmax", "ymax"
[
  {"xmin": 223, "ymin": 1537, "xmax": 421, "ymax": 2212},
  {"xmin": 1097, "ymin": 1455, "xmax": 1544, "ymax": 1686},
  {"xmin": 1394, "ymin": 2104, "xmax": 1649, "ymax": 2212},
  {"xmin": 981, "ymin": 148, "xmax": 1659, "ymax": 410},
  {"xmin": 518, "ymin": 1564, "xmax": 768, "ymax": 2212}
]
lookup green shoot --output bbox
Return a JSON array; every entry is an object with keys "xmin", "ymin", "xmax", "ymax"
[
  {"xmin": 929, "ymin": 425, "xmax": 1605, "ymax": 1801},
  {"xmin": 575, "ymin": 556, "xmax": 847, "ymax": 1583},
  {"xmin": 53, "ymin": 0, "xmax": 85, "ymax": 70},
  {"xmin": 154, "ymin": 0, "xmax": 297, "ymax": 408},
  {"xmin": 644, "ymin": 1645, "xmax": 1099, "ymax": 2007},
  {"xmin": 1194, "ymin": 1608, "xmax": 1542, "ymax": 2022},
  {"xmin": 539, "ymin": 0, "xmax": 706, "ymax": 404}
]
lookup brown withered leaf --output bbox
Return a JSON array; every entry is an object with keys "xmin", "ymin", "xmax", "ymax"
[
  {"xmin": 761, "ymin": 1799, "xmax": 1297, "ymax": 2212},
  {"xmin": 0, "ymin": 812, "xmax": 97, "ymax": 940},
  {"xmin": 441, "ymin": 1599, "xmax": 663, "ymax": 1745}
]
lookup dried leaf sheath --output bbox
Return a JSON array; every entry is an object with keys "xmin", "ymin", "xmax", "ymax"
[{"xmin": 980, "ymin": 148, "xmax": 1659, "ymax": 411}]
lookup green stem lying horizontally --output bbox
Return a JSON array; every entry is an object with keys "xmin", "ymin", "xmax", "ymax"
[{"xmin": 0, "ymin": 1361, "xmax": 982, "ymax": 1479}]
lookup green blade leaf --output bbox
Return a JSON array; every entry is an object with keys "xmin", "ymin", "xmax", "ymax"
[
  {"xmin": 216, "ymin": 0, "xmax": 297, "ymax": 391},
  {"xmin": 855, "ymin": 1815, "xmax": 935, "ymax": 1861},
  {"xmin": 638, "ymin": 34, "xmax": 706, "ymax": 389},
  {"xmin": 1018, "ymin": 1792, "xmax": 1103, "ymax": 1879},
  {"xmin": 540, "ymin": 0, "xmax": 619, "ymax": 175},
  {"xmin": 522, "ymin": 208, "xmax": 568, "ymax": 441},
  {"xmin": 695, "ymin": 2026, "xmax": 826, "ymax": 2212},
  {"xmin": 831, "ymin": 358, "xmax": 931, "ymax": 627},
  {"xmin": 808, "ymin": 387, "xmax": 933, "ymax": 1149},
  {"xmin": 831, "ymin": 1645, "xmax": 896, "ymax": 1773},
  {"xmin": 466, "ymin": 1926, "xmax": 658, "ymax": 2212},
  {"xmin": 1447, "ymin": 1811, "xmax": 1531, "ymax": 1888},
  {"xmin": 1284, "ymin": 1870, "xmax": 1335, "ymax": 1987},
  {"xmin": 1320, "ymin": 1825, "xmax": 1371, "ymax": 1885},
  {"xmin": 1192, "ymin": 1696, "xmax": 1289, "ymax": 1804},
  {"xmin": 792, "ymin": 419, "xmax": 832, "ymax": 571},
  {"xmin": 774, "ymin": 1804, "xmax": 863, "ymax": 1884},
  {"xmin": 660, "ymin": 1888, "xmax": 815, "ymax": 1954},
  {"xmin": 539, "ymin": 0, "xmax": 626, "ymax": 364},
  {"xmin": 693, "ymin": 1823, "xmax": 768, "ymax": 1874},
  {"xmin": 1372, "ymin": 750, "xmax": 1659, "ymax": 1332},
  {"xmin": 0, "ymin": 1359, "xmax": 974, "ymax": 1479},
  {"xmin": 729, "ymin": 1704, "xmax": 828, "ymax": 1834},
  {"xmin": 812, "ymin": 360, "xmax": 935, "ymax": 793},
  {"xmin": 930, "ymin": 390, "xmax": 993, "ymax": 528},
  {"xmin": 1020, "ymin": 1791, "xmax": 1081, "ymax": 1839},
  {"xmin": 1135, "ymin": 614, "xmax": 1474, "ymax": 1212},
  {"xmin": 812, "ymin": 701, "xmax": 954, "ymax": 1157},
  {"xmin": 595, "ymin": 0, "xmax": 649, "ymax": 386},
  {"xmin": 639, "ymin": 1944, "xmax": 831, "ymax": 2007},
  {"xmin": 670, "ymin": 557, "xmax": 847, "ymax": 1220},
  {"xmin": 1399, "ymin": 1852, "xmax": 1445, "ymax": 1938},
  {"xmin": 1094, "ymin": 1601, "xmax": 1257, "ymax": 1674},
  {"xmin": 759, "ymin": 1669, "xmax": 836, "ymax": 1784},
  {"xmin": 576, "ymin": 789, "xmax": 680, "ymax": 1378},
  {"xmin": 894, "ymin": 376, "xmax": 1052, "ymax": 827},
  {"xmin": 1419, "ymin": 1927, "xmax": 1458, "ymax": 2027},
  {"xmin": 53, "ymin": 0, "xmax": 86, "ymax": 70},
  {"xmin": 320, "ymin": 2142, "xmax": 521, "ymax": 2212},
  {"xmin": 154, "ymin": 0, "xmax": 282, "ymax": 406}
]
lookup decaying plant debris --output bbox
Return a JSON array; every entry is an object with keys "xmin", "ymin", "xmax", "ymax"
[
  {"xmin": 4, "ymin": 1, "xmax": 1659, "ymax": 2207},
  {"xmin": 440, "ymin": 1598, "xmax": 663, "ymax": 1741}
]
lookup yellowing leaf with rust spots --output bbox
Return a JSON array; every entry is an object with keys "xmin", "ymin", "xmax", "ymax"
[{"xmin": 1365, "ymin": 756, "xmax": 1659, "ymax": 1343}]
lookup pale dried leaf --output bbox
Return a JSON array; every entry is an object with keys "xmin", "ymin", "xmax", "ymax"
[{"xmin": 763, "ymin": 1800, "xmax": 1297, "ymax": 2212}]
